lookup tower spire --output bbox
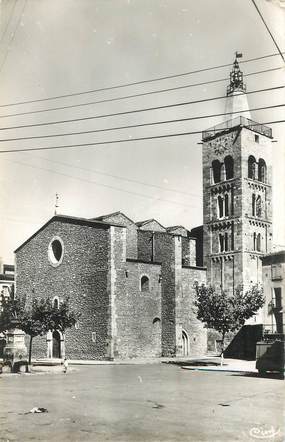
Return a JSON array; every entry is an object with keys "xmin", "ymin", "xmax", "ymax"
[
  {"xmin": 227, "ymin": 52, "xmax": 246, "ymax": 96},
  {"xmin": 223, "ymin": 52, "xmax": 251, "ymax": 121}
]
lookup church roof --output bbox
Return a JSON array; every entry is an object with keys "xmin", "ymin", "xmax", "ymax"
[
  {"xmin": 136, "ymin": 219, "xmax": 166, "ymax": 230},
  {"xmin": 92, "ymin": 211, "xmax": 136, "ymax": 225},
  {"xmin": 14, "ymin": 214, "xmax": 125, "ymax": 253},
  {"xmin": 167, "ymin": 225, "xmax": 188, "ymax": 231}
]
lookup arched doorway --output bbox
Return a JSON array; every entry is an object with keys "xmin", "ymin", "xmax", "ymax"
[
  {"xmin": 52, "ymin": 331, "xmax": 61, "ymax": 358},
  {"xmin": 182, "ymin": 330, "xmax": 189, "ymax": 357},
  {"xmin": 152, "ymin": 318, "xmax": 161, "ymax": 357}
]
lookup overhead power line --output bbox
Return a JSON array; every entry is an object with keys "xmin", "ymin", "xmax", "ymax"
[
  {"xmin": 0, "ymin": 0, "xmax": 27, "ymax": 74},
  {"xmin": 0, "ymin": 118, "xmax": 284, "ymax": 154},
  {"xmin": 251, "ymin": 0, "xmax": 285, "ymax": 64},
  {"xmin": 0, "ymin": 51, "xmax": 284, "ymax": 108},
  {"xmin": 0, "ymin": 102, "xmax": 284, "ymax": 143},
  {"xmin": 0, "ymin": 0, "xmax": 17, "ymax": 44},
  {"xmin": 0, "ymin": 66, "xmax": 283, "ymax": 119},
  {"xmin": 32, "ymin": 154, "xmax": 201, "ymax": 198},
  {"xmin": 5, "ymin": 157, "xmax": 198, "ymax": 209},
  {"xmin": 0, "ymin": 84, "xmax": 283, "ymax": 132}
]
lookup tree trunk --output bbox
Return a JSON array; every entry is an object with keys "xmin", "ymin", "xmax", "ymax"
[
  {"xmin": 221, "ymin": 331, "xmax": 226, "ymax": 366},
  {"xmin": 28, "ymin": 336, "xmax": 33, "ymax": 365}
]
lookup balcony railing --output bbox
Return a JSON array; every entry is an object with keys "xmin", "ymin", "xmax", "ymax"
[{"xmin": 202, "ymin": 116, "xmax": 272, "ymax": 140}]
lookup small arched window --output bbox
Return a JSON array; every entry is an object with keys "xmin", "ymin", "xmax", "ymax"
[
  {"xmin": 256, "ymin": 195, "xmax": 262, "ymax": 218},
  {"xmin": 224, "ymin": 193, "xmax": 229, "ymax": 217},
  {"xmin": 224, "ymin": 156, "xmax": 234, "ymax": 180},
  {"xmin": 219, "ymin": 234, "xmax": 224, "ymax": 252},
  {"xmin": 212, "ymin": 160, "xmax": 221, "ymax": 183},
  {"xmin": 256, "ymin": 233, "xmax": 261, "ymax": 252},
  {"xmin": 253, "ymin": 232, "xmax": 257, "ymax": 251},
  {"xmin": 258, "ymin": 159, "xmax": 266, "ymax": 183},
  {"xmin": 252, "ymin": 193, "xmax": 256, "ymax": 216},
  {"xmin": 141, "ymin": 275, "xmax": 150, "ymax": 292},
  {"xmin": 224, "ymin": 232, "xmax": 229, "ymax": 251},
  {"xmin": 248, "ymin": 156, "xmax": 256, "ymax": 180},
  {"xmin": 53, "ymin": 297, "xmax": 59, "ymax": 309},
  {"xmin": 220, "ymin": 163, "xmax": 226, "ymax": 181},
  {"xmin": 218, "ymin": 196, "xmax": 224, "ymax": 218}
]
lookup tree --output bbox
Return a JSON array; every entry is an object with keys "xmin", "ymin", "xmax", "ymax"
[
  {"xmin": 21, "ymin": 298, "xmax": 53, "ymax": 365},
  {"xmin": 194, "ymin": 284, "xmax": 265, "ymax": 360},
  {"xmin": 0, "ymin": 285, "xmax": 24, "ymax": 332},
  {"xmin": 48, "ymin": 297, "xmax": 78, "ymax": 334},
  {"xmin": 0, "ymin": 292, "xmax": 80, "ymax": 365}
]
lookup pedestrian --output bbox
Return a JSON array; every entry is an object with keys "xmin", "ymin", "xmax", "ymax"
[{"xmin": 63, "ymin": 357, "xmax": 68, "ymax": 374}]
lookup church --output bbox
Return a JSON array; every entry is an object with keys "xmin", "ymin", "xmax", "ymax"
[{"xmin": 14, "ymin": 55, "xmax": 274, "ymax": 360}]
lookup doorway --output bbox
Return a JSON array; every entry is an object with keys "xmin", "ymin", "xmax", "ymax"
[
  {"xmin": 52, "ymin": 331, "xmax": 61, "ymax": 358},
  {"xmin": 182, "ymin": 330, "xmax": 189, "ymax": 357}
]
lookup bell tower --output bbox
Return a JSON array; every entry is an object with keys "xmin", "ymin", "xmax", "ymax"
[{"xmin": 202, "ymin": 53, "xmax": 273, "ymax": 294}]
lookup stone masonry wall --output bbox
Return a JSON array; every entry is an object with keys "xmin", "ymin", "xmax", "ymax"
[
  {"xmin": 108, "ymin": 226, "xmax": 127, "ymax": 359},
  {"xmin": 155, "ymin": 233, "xmax": 177, "ymax": 356},
  {"xmin": 182, "ymin": 237, "xmax": 196, "ymax": 266},
  {"xmin": 137, "ymin": 230, "xmax": 153, "ymax": 262},
  {"xmin": 115, "ymin": 260, "xmax": 162, "ymax": 358},
  {"xmin": 16, "ymin": 220, "xmax": 111, "ymax": 360},
  {"xmin": 98, "ymin": 213, "xmax": 138, "ymax": 260},
  {"xmin": 179, "ymin": 267, "xmax": 207, "ymax": 356}
]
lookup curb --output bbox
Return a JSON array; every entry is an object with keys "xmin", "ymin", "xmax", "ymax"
[{"xmin": 181, "ymin": 366, "xmax": 257, "ymax": 374}]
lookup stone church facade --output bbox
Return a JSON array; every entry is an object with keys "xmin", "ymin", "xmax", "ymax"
[
  {"xmin": 14, "ymin": 55, "xmax": 275, "ymax": 360},
  {"xmin": 15, "ymin": 213, "xmax": 206, "ymax": 360}
]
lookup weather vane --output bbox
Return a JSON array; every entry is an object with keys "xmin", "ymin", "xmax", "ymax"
[{"xmin": 54, "ymin": 193, "xmax": 59, "ymax": 215}]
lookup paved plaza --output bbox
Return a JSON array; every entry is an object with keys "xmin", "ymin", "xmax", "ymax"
[{"xmin": 0, "ymin": 363, "xmax": 284, "ymax": 442}]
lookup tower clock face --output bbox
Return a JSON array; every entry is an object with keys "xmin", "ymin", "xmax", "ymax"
[{"xmin": 210, "ymin": 133, "xmax": 235, "ymax": 155}]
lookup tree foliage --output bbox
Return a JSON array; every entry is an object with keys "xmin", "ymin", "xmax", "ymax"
[
  {"xmin": 194, "ymin": 284, "xmax": 265, "ymax": 351},
  {"xmin": 0, "ymin": 290, "xmax": 80, "ymax": 364},
  {"xmin": 47, "ymin": 297, "xmax": 78, "ymax": 333},
  {"xmin": 0, "ymin": 285, "xmax": 25, "ymax": 332}
]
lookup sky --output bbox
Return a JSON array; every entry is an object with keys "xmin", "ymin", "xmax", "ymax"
[{"xmin": 0, "ymin": 0, "xmax": 284, "ymax": 263}]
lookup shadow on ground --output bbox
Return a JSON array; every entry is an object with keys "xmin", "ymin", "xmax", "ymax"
[
  {"xmin": 163, "ymin": 359, "xmax": 222, "ymax": 367},
  {"xmin": 229, "ymin": 372, "xmax": 284, "ymax": 380}
]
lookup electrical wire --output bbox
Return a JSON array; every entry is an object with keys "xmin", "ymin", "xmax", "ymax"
[
  {"xmin": 0, "ymin": 102, "xmax": 284, "ymax": 143},
  {"xmin": 0, "ymin": 66, "xmax": 283, "ymax": 119},
  {"xmin": 0, "ymin": 84, "xmax": 283, "ymax": 132},
  {"xmin": 0, "ymin": 118, "xmax": 283, "ymax": 154},
  {"xmin": 31, "ymin": 154, "xmax": 201, "ymax": 198},
  {"xmin": 0, "ymin": 0, "xmax": 17, "ymax": 44},
  {"xmin": 0, "ymin": 0, "xmax": 27, "ymax": 74},
  {"xmin": 250, "ymin": 0, "xmax": 285, "ymax": 63},
  {"xmin": 4, "ymin": 157, "xmax": 199, "ymax": 208},
  {"xmin": 0, "ymin": 51, "xmax": 284, "ymax": 108}
]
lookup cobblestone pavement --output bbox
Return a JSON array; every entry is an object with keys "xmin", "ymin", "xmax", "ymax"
[{"xmin": 0, "ymin": 364, "xmax": 283, "ymax": 441}]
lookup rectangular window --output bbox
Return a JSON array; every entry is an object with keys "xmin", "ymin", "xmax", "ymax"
[
  {"xmin": 255, "ymin": 134, "xmax": 259, "ymax": 143},
  {"xmin": 91, "ymin": 332, "xmax": 96, "ymax": 343},
  {"xmin": 271, "ymin": 264, "xmax": 282, "ymax": 281}
]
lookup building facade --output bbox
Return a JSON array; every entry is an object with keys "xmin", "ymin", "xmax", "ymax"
[
  {"xmin": 202, "ymin": 56, "xmax": 273, "ymax": 294},
  {"xmin": 261, "ymin": 251, "xmax": 285, "ymax": 336},
  {"xmin": 15, "ymin": 213, "xmax": 206, "ymax": 360},
  {"xmin": 0, "ymin": 262, "xmax": 15, "ymax": 299},
  {"xmin": 0, "ymin": 262, "xmax": 15, "ymax": 357}
]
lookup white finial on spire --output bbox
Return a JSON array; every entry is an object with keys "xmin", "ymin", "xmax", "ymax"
[{"xmin": 54, "ymin": 193, "xmax": 59, "ymax": 215}]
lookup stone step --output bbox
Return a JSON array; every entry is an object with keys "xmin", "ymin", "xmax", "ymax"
[{"xmin": 33, "ymin": 358, "xmax": 63, "ymax": 366}]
